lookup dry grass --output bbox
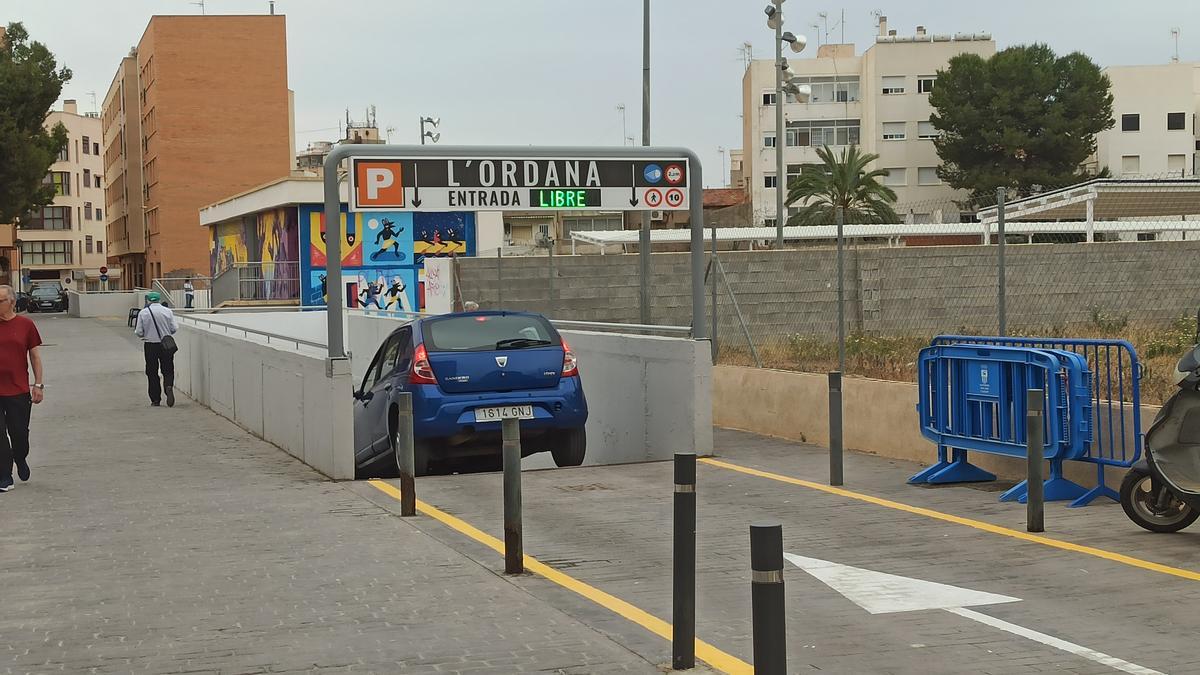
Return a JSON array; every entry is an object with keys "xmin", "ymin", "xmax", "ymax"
[{"xmin": 717, "ymin": 314, "xmax": 1198, "ymax": 406}]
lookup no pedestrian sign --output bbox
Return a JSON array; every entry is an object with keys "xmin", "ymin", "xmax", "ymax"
[{"xmin": 350, "ymin": 157, "xmax": 690, "ymax": 212}]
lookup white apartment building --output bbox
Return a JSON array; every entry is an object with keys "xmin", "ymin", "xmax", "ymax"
[
  {"xmin": 18, "ymin": 100, "xmax": 112, "ymax": 291},
  {"xmin": 742, "ymin": 17, "xmax": 994, "ymax": 225},
  {"xmin": 1094, "ymin": 63, "xmax": 1200, "ymax": 178}
]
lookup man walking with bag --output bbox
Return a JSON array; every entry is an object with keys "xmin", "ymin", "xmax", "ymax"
[
  {"xmin": 134, "ymin": 292, "xmax": 178, "ymax": 407},
  {"xmin": 0, "ymin": 285, "xmax": 43, "ymax": 493}
]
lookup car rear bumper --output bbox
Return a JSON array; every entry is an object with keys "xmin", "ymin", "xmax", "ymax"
[{"xmin": 411, "ymin": 377, "xmax": 588, "ymax": 441}]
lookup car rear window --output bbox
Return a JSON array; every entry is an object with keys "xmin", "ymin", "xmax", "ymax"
[{"xmin": 424, "ymin": 315, "xmax": 558, "ymax": 352}]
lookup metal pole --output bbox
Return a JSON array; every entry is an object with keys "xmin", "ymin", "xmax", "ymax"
[
  {"xmin": 716, "ymin": 258, "xmax": 762, "ymax": 368},
  {"xmin": 689, "ymin": 155, "xmax": 707, "ymax": 342},
  {"xmin": 640, "ymin": 0, "xmax": 652, "ymax": 325},
  {"xmin": 750, "ymin": 522, "xmax": 787, "ymax": 675},
  {"xmin": 419, "ymin": 117, "xmax": 426, "ymax": 145},
  {"xmin": 836, "ymin": 206, "xmax": 846, "ymax": 372},
  {"xmin": 829, "ymin": 371, "xmax": 843, "ymax": 486},
  {"xmin": 711, "ymin": 225, "xmax": 718, "ymax": 362},
  {"xmin": 774, "ymin": 23, "xmax": 785, "ymax": 249},
  {"xmin": 496, "ymin": 246, "xmax": 503, "ymax": 309},
  {"xmin": 1026, "ymin": 389, "xmax": 1045, "ymax": 533},
  {"xmin": 502, "ymin": 417, "xmax": 523, "ymax": 574},
  {"xmin": 396, "ymin": 392, "xmax": 416, "ymax": 517},
  {"xmin": 997, "ymin": 187, "xmax": 1007, "ymax": 337},
  {"xmin": 547, "ymin": 240, "xmax": 555, "ymax": 316},
  {"xmin": 672, "ymin": 453, "xmax": 697, "ymax": 670},
  {"xmin": 321, "ymin": 156, "xmax": 345, "ymax": 359}
]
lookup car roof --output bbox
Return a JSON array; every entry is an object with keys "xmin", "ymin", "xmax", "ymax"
[{"xmin": 387, "ymin": 310, "xmax": 552, "ymax": 339}]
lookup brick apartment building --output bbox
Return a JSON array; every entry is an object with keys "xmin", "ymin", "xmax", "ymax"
[{"xmin": 103, "ymin": 14, "xmax": 293, "ymax": 288}]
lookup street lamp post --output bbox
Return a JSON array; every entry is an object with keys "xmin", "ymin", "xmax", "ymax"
[
  {"xmin": 419, "ymin": 116, "xmax": 440, "ymax": 145},
  {"xmin": 764, "ymin": 1, "xmax": 808, "ymax": 248}
]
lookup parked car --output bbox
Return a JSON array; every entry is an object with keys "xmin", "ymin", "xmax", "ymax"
[
  {"xmin": 352, "ymin": 311, "xmax": 588, "ymax": 478},
  {"xmin": 28, "ymin": 286, "xmax": 66, "ymax": 312}
]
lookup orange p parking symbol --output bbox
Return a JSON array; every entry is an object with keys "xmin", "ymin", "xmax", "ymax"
[{"xmin": 353, "ymin": 160, "xmax": 405, "ymax": 209}]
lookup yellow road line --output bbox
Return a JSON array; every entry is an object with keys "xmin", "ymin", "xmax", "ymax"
[
  {"xmin": 367, "ymin": 479, "xmax": 752, "ymax": 675},
  {"xmin": 700, "ymin": 457, "xmax": 1200, "ymax": 583}
]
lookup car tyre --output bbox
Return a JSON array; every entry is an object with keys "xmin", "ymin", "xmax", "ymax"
[{"xmin": 551, "ymin": 427, "xmax": 586, "ymax": 467}]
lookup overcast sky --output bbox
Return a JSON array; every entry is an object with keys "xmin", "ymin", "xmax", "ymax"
[{"xmin": 8, "ymin": 0, "xmax": 1200, "ymax": 187}]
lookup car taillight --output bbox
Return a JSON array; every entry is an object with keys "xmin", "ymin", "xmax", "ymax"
[
  {"xmin": 561, "ymin": 339, "xmax": 579, "ymax": 377},
  {"xmin": 410, "ymin": 343, "xmax": 438, "ymax": 385}
]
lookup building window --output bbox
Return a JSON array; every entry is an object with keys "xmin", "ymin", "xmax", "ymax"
[
  {"xmin": 97, "ymin": 240, "xmax": 103, "ymax": 253},
  {"xmin": 883, "ymin": 168, "xmax": 906, "ymax": 186},
  {"xmin": 792, "ymin": 76, "xmax": 860, "ymax": 104},
  {"xmin": 84, "ymin": 202, "xmax": 93, "ymax": 220},
  {"xmin": 56, "ymin": 143, "xmax": 69, "ymax": 162},
  {"xmin": 22, "ymin": 205, "xmax": 72, "ymax": 230},
  {"xmin": 881, "ymin": 75, "xmax": 905, "ymax": 95},
  {"xmin": 785, "ymin": 119, "xmax": 860, "ymax": 147},
  {"xmin": 83, "ymin": 168, "xmax": 91, "ymax": 186},
  {"xmin": 882, "ymin": 122, "xmax": 906, "ymax": 140},
  {"xmin": 96, "ymin": 208, "xmax": 103, "ymax": 221},
  {"xmin": 82, "ymin": 136, "xmax": 91, "ymax": 154},
  {"xmin": 20, "ymin": 240, "xmax": 73, "ymax": 266},
  {"xmin": 93, "ymin": 142, "xmax": 100, "ymax": 155},
  {"xmin": 1121, "ymin": 155, "xmax": 1140, "ymax": 175},
  {"xmin": 1121, "ymin": 114, "xmax": 1140, "ymax": 132},
  {"xmin": 562, "ymin": 215, "xmax": 622, "ymax": 237},
  {"xmin": 762, "ymin": 92, "xmax": 776, "ymax": 106},
  {"xmin": 917, "ymin": 167, "xmax": 940, "ymax": 185},
  {"xmin": 917, "ymin": 121, "xmax": 938, "ymax": 139},
  {"xmin": 1167, "ymin": 112, "xmax": 1186, "ymax": 131},
  {"xmin": 1168, "ymin": 154, "xmax": 1187, "ymax": 173},
  {"xmin": 43, "ymin": 172, "xmax": 70, "ymax": 196},
  {"xmin": 917, "ymin": 77, "xmax": 936, "ymax": 94},
  {"xmin": 764, "ymin": 174, "xmax": 778, "ymax": 189},
  {"xmin": 94, "ymin": 174, "xmax": 102, "ymax": 189},
  {"xmin": 763, "ymin": 134, "xmax": 776, "ymax": 148},
  {"xmin": 86, "ymin": 235, "xmax": 94, "ymax": 254}
]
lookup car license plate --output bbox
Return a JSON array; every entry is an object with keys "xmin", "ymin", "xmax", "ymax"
[{"xmin": 474, "ymin": 405, "xmax": 534, "ymax": 422}]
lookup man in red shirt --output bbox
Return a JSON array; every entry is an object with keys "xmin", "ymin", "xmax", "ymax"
[{"xmin": 0, "ymin": 285, "xmax": 44, "ymax": 492}]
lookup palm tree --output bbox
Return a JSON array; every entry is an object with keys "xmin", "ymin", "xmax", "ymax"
[{"xmin": 784, "ymin": 145, "xmax": 900, "ymax": 225}]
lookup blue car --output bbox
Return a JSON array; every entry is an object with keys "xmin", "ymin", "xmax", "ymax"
[{"xmin": 352, "ymin": 310, "xmax": 588, "ymax": 477}]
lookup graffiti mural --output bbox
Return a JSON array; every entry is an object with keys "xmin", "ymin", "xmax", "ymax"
[
  {"xmin": 299, "ymin": 205, "xmax": 475, "ymax": 312},
  {"xmin": 257, "ymin": 208, "xmax": 300, "ymax": 300}
]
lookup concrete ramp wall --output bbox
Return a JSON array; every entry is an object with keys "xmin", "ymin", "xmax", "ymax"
[
  {"xmin": 68, "ymin": 291, "xmax": 140, "ymax": 318},
  {"xmin": 174, "ymin": 320, "xmax": 354, "ymax": 480}
]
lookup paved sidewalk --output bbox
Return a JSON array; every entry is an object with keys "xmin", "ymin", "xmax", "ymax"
[
  {"xmin": 1, "ymin": 316, "xmax": 659, "ymax": 674},
  {"xmin": 359, "ymin": 428, "xmax": 1200, "ymax": 675}
]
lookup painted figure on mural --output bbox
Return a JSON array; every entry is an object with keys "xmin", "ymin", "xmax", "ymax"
[
  {"xmin": 370, "ymin": 218, "xmax": 406, "ymax": 261},
  {"xmin": 384, "ymin": 276, "xmax": 409, "ymax": 313},
  {"xmin": 358, "ymin": 274, "xmax": 384, "ymax": 310}
]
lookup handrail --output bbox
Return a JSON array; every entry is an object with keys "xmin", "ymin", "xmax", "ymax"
[
  {"xmin": 550, "ymin": 319, "xmax": 692, "ymax": 335},
  {"xmin": 177, "ymin": 315, "xmax": 328, "ymax": 351}
]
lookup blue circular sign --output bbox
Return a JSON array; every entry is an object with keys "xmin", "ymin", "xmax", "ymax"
[
  {"xmin": 643, "ymin": 164, "xmax": 663, "ymax": 184},
  {"xmin": 99, "ymin": 274, "xmax": 108, "ymax": 282}
]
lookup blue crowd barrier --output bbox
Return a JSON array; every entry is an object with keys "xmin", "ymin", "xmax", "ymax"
[
  {"xmin": 912, "ymin": 343, "xmax": 1095, "ymax": 504},
  {"xmin": 931, "ymin": 336, "xmax": 1142, "ymax": 507}
]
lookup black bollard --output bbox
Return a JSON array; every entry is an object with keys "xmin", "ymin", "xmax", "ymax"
[
  {"xmin": 673, "ymin": 453, "xmax": 697, "ymax": 670},
  {"xmin": 750, "ymin": 522, "xmax": 786, "ymax": 674}
]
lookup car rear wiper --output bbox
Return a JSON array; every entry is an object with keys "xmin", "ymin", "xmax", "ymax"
[{"xmin": 495, "ymin": 338, "xmax": 554, "ymax": 350}]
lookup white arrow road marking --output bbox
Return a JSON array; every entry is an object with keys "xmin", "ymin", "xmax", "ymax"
[{"xmin": 784, "ymin": 553, "xmax": 1165, "ymax": 675}]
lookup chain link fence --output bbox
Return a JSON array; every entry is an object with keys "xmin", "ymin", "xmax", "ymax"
[{"xmin": 711, "ymin": 174, "xmax": 1200, "ymax": 404}]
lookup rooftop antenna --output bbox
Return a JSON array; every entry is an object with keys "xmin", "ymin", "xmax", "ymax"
[
  {"xmin": 269, "ymin": 1, "xmax": 275, "ymax": 14},
  {"xmin": 190, "ymin": 0, "xmax": 206, "ymax": 15},
  {"xmin": 85, "ymin": 91, "xmax": 98, "ymax": 115},
  {"xmin": 1171, "ymin": 27, "xmax": 1181, "ymax": 63},
  {"xmin": 818, "ymin": 12, "xmax": 829, "ymax": 47},
  {"xmin": 616, "ymin": 103, "xmax": 628, "ymax": 145},
  {"xmin": 738, "ymin": 42, "xmax": 753, "ymax": 70},
  {"xmin": 385, "ymin": 125, "xmax": 396, "ymax": 143}
]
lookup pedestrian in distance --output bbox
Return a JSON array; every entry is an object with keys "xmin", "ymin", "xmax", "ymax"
[
  {"xmin": 134, "ymin": 291, "xmax": 178, "ymax": 408},
  {"xmin": 0, "ymin": 285, "xmax": 44, "ymax": 493},
  {"xmin": 183, "ymin": 278, "xmax": 195, "ymax": 309}
]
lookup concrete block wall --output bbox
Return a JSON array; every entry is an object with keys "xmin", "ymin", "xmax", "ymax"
[{"xmin": 456, "ymin": 240, "xmax": 1200, "ymax": 337}]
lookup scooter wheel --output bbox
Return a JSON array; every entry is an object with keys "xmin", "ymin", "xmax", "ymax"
[{"xmin": 1120, "ymin": 469, "xmax": 1200, "ymax": 533}]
